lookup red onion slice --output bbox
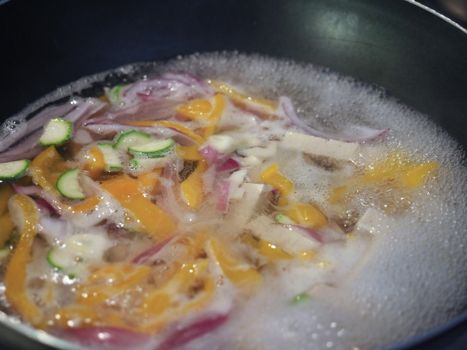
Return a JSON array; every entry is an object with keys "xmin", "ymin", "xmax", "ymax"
[
  {"xmin": 157, "ymin": 313, "xmax": 229, "ymax": 350},
  {"xmin": 216, "ymin": 180, "xmax": 231, "ymax": 213},
  {"xmin": 64, "ymin": 327, "xmax": 149, "ymax": 348},
  {"xmin": 0, "ymin": 98, "xmax": 106, "ymax": 162},
  {"xmin": 12, "ymin": 184, "xmax": 42, "ymax": 196},
  {"xmin": 199, "ymin": 145, "xmax": 221, "ymax": 165},
  {"xmin": 278, "ymin": 96, "xmax": 388, "ymax": 143},
  {"xmin": 132, "ymin": 236, "xmax": 176, "ymax": 264},
  {"xmin": 216, "ymin": 158, "xmax": 240, "ymax": 173}
]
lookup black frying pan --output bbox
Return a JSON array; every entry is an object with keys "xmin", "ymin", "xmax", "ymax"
[{"xmin": 0, "ymin": 0, "xmax": 466, "ymax": 349}]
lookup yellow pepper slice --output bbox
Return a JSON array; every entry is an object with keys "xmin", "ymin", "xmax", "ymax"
[
  {"xmin": 241, "ymin": 233, "xmax": 291, "ymax": 261},
  {"xmin": 127, "ymin": 120, "xmax": 205, "ymax": 145},
  {"xmin": 4, "ymin": 194, "xmax": 42, "ymax": 325},
  {"xmin": 0, "ymin": 184, "xmax": 13, "ymax": 215},
  {"xmin": 330, "ymin": 152, "xmax": 439, "ymax": 205},
  {"xmin": 137, "ymin": 170, "xmax": 161, "ymax": 195},
  {"xmin": 83, "ymin": 145, "xmax": 105, "ymax": 180},
  {"xmin": 260, "ymin": 163, "xmax": 294, "ymax": 206},
  {"xmin": 101, "ymin": 175, "xmax": 176, "ymax": 239},
  {"xmin": 201, "ymin": 94, "xmax": 225, "ymax": 138},
  {"xmin": 180, "ymin": 160, "xmax": 208, "ymax": 210},
  {"xmin": 77, "ymin": 263, "xmax": 152, "ymax": 306},
  {"xmin": 285, "ymin": 202, "xmax": 327, "ymax": 229},
  {"xmin": 0, "ymin": 214, "xmax": 15, "ymax": 247},
  {"xmin": 176, "ymin": 144, "xmax": 202, "ymax": 161},
  {"xmin": 30, "ymin": 146, "xmax": 68, "ymax": 193},
  {"xmin": 207, "ymin": 238, "xmax": 262, "ymax": 288},
  {"xmin": 209, "ymin": 80, "xmax": 277, "ymax": 111},
  {"xmin": 176, "ymin": 99, "xmax": 213, "ymax": 121},
  {"xmin": 66, "ymin": 195, "xmax": 100, "ymax": 214},
  {"xmin": 400, "ymin": 161, "xmax": 439, "ymax": 188}
]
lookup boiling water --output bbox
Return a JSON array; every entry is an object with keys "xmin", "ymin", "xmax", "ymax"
[{"xmin": 4, "ymin": 53, "xmax": 467, "ymax": 350}]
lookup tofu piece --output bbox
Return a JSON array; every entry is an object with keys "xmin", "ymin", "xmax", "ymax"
[
  {"xmin": 205, "ymin": 134, "xmax": 236, "ymax": 153},
  {"xmin": 228, "ymin": 169, "xmax": 248, "ymax": 200},
  {"xmin": 238, "ymin": 141, "xmax": 278, "ymax": 159},
  {"xmin": 280, "ymin": 131, "xmax": 359, "ymax": 161},
  {"xmin": 224, "ymin": 183, "xmax": 266, "ymax": 237},
  {"xmin": 355, "ymin": 208, "xmax": 387, "ymax": 235},
  {"xmin": 246, "ymin": 215, "xmax": 319, "ymax": 254}
]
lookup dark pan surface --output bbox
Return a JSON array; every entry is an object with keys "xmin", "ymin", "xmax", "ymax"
[{"xmin": 0, "ymin": 1, "xmax": 466, "ymax": 349}]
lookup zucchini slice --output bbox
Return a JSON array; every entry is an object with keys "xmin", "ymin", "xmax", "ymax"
[
  {"xmin": 47, "ymin": 233, "xmax": 111, "ymax": 278},
  {"xmin": 56, "ymin": 168, "xmax": 85, "ymax": 200},
  {"xmin": 39, "ymin": 118, "xmax": 73, "ymax": 146},
  {"xmin": 114, "ymin": 129, "xmax": 152, "ymax": 151},
  {"xmin": 97, "ymin": 143, "xmax": 123, "ymax": 172},
  {"xmin": 0, "ymin": 160, "xmax": 30, "ymax": 181},
  {"xmin": 129, "ymin": 138, "xmax": 175, "ymax": 158},
  {"xmin": 106, "ymin": 85, "xmax": 124, "ymax": 105},
  {"xmin": 129, "ymin": 157, "xmax": 167, "ymax": 175}
]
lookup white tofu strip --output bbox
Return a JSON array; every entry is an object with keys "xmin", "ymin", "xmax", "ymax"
[
  {"xmin": 224, "ymin": 183, "xmax": 266, "ymax": 237},
  {"xmin": 280, "ymin": 131, "xmax": 359, "ymax": 161},
  {"xmin": 246, "ymin": 215, "xmax": 320, "ymax": 254}
]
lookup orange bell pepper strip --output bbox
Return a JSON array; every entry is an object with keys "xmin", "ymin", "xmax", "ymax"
[
  {"xmin": 30, "ymin": 146, "xmax": 68, "ymax": 193},
  {"xmin": 66, "ymin": 195, "xmax": 100, "ymax": 214},
  {"xmin": 101, "ymin": 175, "xmax": 176, "ymax": 239},
  {"xmin": 4, "ymin": 194, "xmax": 42, "ymax": 325},
  {"xmin": 176, "ymin": 145, "xmax": 202, "ymax": 161},
  {"xmin": 180, "ymin": 160, "xmax": 208, "ymax": 210},
  {"xmin": 77, "ymin": 263, "xmax": 152, "ymax": 306},
  {"xmin": 206, "ymin": 238, "xmax": 262, "ymax": 288},
  {"xmin": 260, "ymin": 163, "xmax": 294, "ymax": 206},
  {"xmin": 0, "ymin": 184, "xmax": 13, "ymax": 215},
  {"xmin": 201, "ymin": 94, "xmax": 225, "ymax": 138},
  {"xmin": 209, "ymin": 80, "xmax": 277, "ymax": 112},
  {"xmin": 83, "ymin": 146, "xmax": 105, "ymax": 180},
  {"xmin": 0, "ymin": 214, "xmax": 15, "ymax": 247},
  {"xmin": 285, "ymin": 202, "xmax": 327, "ymax": 229},
  {"xmin": 137, "ymin": 169, "xmax": 162, "ymax": 195},
  {"xmin": 127, "ymin": 120, "xmax": 205, "ymax": 145},
  {"xmin": 176, "ymin": 98, "xmax": 213, "ymax": 121}
]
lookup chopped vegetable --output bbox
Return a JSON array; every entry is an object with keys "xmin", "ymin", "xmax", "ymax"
[
  {"xmin": 291, "ymin": 292, "xmax": 310, "ymax": 305},
  {"xmin": 97, "ymin": 143, "xmax": 122, "ymax": 172},
  {"xmin": 101, "ymin": 175, "xmax": 176, "ymax": 239},
  {"xmin": 4, "ymin": 195, "xmax": 42, "ymax": 325},
  {"xmin": 56, "ymin": 168, "xmax": 86, "ymax": 200},
  {"xmin": 39, "ymin": 118, "xmax": 73, "ymax": 146},
  {"xmin": 260, "ymin": 163, "xmax": 294, "ymax": 206},
  {"xmin": 0, "ymin": 160, "xmax": 30, "ymax": 181},
  {"xmin": 128, "ymin": 138, "xmax": 175, "ymax": 158},
  {"xmin": 114, "ymin": 129, "xmax": 152, "ymax": 151}
]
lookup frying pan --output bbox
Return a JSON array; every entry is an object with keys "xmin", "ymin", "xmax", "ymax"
[{"xmin": 0, "ymin": 0, "xmax": 466, "ymax": 349}]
